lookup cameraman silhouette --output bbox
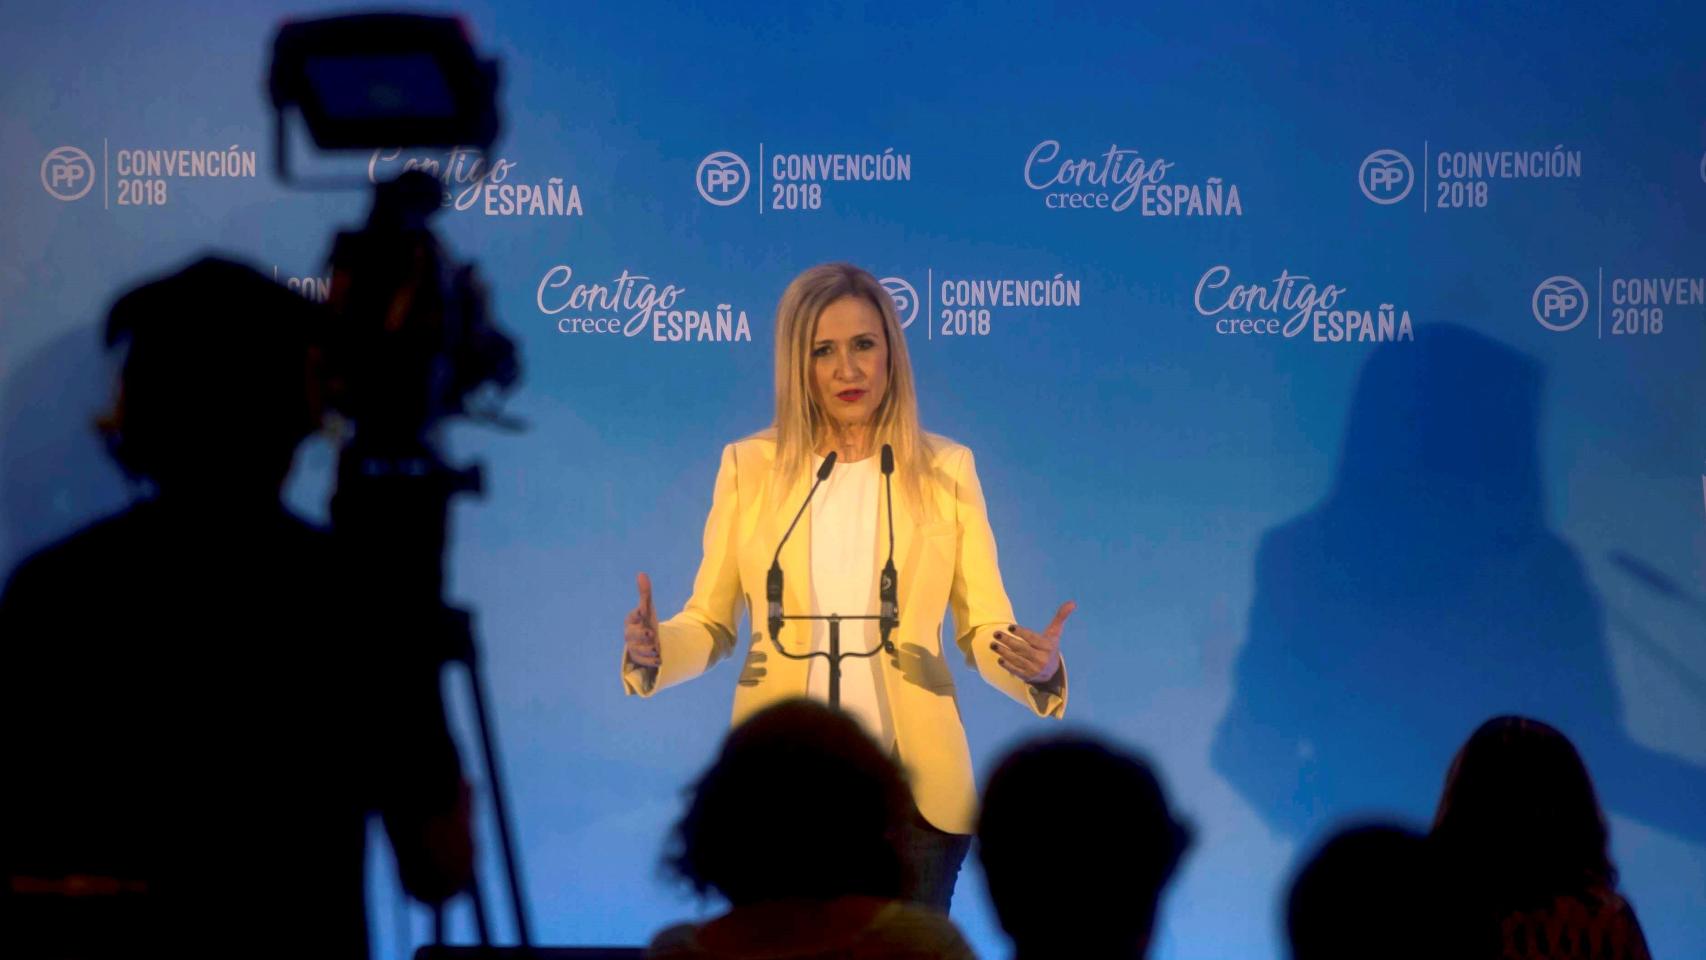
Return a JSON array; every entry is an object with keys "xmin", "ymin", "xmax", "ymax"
[{"xmin": 0, "ymin": 257, "xmax": 472, "ymax": 958}]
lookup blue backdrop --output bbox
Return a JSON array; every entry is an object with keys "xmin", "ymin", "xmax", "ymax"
[{"xmin": 3, "ymin": 3, "xmax": 1703, "ymax": 957}]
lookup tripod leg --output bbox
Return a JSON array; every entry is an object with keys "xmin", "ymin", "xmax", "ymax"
[
  {"xmin": 470, "ymin": 870, "xmax": 491, "ymax": 944},
  {"xmin": 451, "ymin": 608, "xmax": 533, "ymax": 947}
]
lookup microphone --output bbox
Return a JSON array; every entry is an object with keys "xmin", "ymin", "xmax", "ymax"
[
  {"xmin": 768, "ymin": 451, "xmax": 837, "ymax": 643},
  {"xmin": 879, "ymin": 444, "xmax": 898, "ymax": 654}
]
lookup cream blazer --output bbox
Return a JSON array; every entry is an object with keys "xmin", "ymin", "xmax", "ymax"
[{"xmin": 622, "ymin": 433, "xmax": 1067, "ymax": 834}]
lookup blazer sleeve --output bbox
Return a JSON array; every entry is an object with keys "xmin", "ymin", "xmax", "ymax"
[
  {"xmin": 948, "ymin": 446, "xmax": 1068, "ymax": 718},
  {"xmin": 622, "ymin": 443, "xmax": 744, "ymax": 696}
]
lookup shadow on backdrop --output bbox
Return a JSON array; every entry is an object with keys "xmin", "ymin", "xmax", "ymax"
[
  {"xmin": 0, "ymin": 325, "xmax": 129, "ymax": 566},
  {"xmin": 1211, "ymin": 323, "xmax": 1706, "ymax": 847}
]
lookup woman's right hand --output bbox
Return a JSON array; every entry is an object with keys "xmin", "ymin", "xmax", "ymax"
[{"xmin": 624, "ymin": 572, "xmax": 661, "ymax": 668}]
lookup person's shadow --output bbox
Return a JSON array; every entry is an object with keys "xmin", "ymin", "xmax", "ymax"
[{"xmin": 1212, "ymin": 323, "xmax": 1706, "ymax": 845}]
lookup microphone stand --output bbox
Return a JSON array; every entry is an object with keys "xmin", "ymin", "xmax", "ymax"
[
  {"xmin": 766, "ymin": 445, "xmax": 900, "ymax": 711},
  {"xmin": 769, "ymin": 611, "xmax": 892, "ymax": 710}
]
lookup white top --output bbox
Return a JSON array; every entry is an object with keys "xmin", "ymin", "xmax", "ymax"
[{"xmin": 807, "ymin": 453, "xmax": 895, "ymax": 751}]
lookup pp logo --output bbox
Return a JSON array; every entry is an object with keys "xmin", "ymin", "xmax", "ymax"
[
  {"xmin": 1532, "ymin": 276, "xmax": 1589, "ymax": 332},
  {"xmin": 696, "ymin": 151, "xmax": 750, "ymax": 206},
  {"xmin": 880, "ymin": 276, "xmax": 919, "ymax": 329},
  {"xmin": 1358, "ymin": 149, "xmax": 1414, "ymax": 205},
  {"xmin": 41, "ymin": 146, "xmax": 95, "ymax": 201}
]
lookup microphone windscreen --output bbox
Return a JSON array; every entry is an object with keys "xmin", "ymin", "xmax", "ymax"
[
  {"xmin": 881, "ymin": 444, "xmax": 894, "ymax": 475},
  {"xmin": 817, "ymin": 450, "xmax": 837, "ymax": 480}
]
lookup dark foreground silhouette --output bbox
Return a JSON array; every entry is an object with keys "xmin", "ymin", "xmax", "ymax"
[{"xmin": 0, "ymin": 257, "xmax": 470, "ymax": 959}]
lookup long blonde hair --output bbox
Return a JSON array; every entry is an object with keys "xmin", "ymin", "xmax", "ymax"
[{"xmin": 768, "ymin": 263, "xmax": 935, "ymax": 514}]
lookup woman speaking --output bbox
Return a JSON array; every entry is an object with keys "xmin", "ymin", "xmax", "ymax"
[{"xmin": 621, "ymin": 263, "xmax": 1072, "ymax": 909}]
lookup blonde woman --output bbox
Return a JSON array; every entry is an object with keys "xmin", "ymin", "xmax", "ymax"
[{"xmin": 622, "ymin": 262, "xmax": 1073, "ymax": 910}]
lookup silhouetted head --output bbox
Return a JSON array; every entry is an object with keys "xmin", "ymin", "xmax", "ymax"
[
  {"xmin": 100, "ymin": 256, "xmax": 323, "ymax": 502},
  {"xmin": 978, "ymin": 735, "xmax": 1191, "ymax": 959},
  {"xmin": 1287, "ymin": 823, "xmax": 1446, "ymax": 960},
  {"xmin": 1432, "ymin": 715, "xmax": 1615, "ymax": 909},
  {"xmin": 665, "ymin": 699, "xmax": 912, "ymax": 905}
]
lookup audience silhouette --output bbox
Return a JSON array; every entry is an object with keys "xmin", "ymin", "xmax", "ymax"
[
  {"xmin": 977, "ymin": 734, "xmax": 1192, "ymax": 960},
  {"xmin": 1432, "ymin": 715, "xmax": 1652, "ymax": 960},
  {"xmin": 1286, "ymin": 822, "xmax": 1449, "ymax": 960},
  {"xmin": 0, "ymin": 257, "xmax": 471, "ymax": 959},
  {"xmin": 649, "ymin": 698, "xmax": 973, "ymax": 960}
]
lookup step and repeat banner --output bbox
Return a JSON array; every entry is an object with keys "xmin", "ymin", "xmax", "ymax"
[{"xmin": 3, "ymin": 3, "xmax": 1704, "ymax": 958}]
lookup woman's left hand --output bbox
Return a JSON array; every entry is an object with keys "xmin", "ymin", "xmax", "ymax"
[{"xmin": 991, "ymin": 601, "xmax": 1075, "ymax": 685}]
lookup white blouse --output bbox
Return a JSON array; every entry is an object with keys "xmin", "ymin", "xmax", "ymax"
[{"xmin": 806, "ymin": 453, "xmax": 895, "ymax": 751}]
